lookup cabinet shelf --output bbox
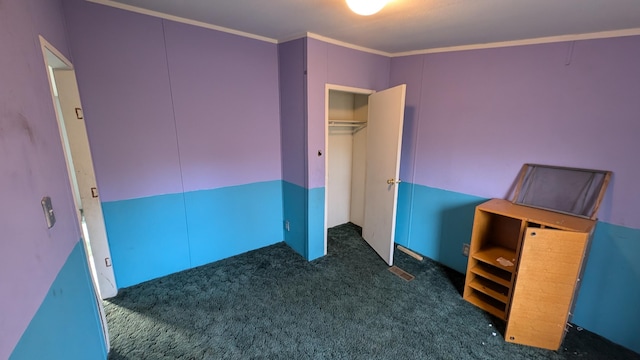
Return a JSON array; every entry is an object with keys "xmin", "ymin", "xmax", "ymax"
[
  {"xmin": 465, "ymin": 291, "xmax": 506, "ymax": 320},
  {"xmin": 468, "ymin": 277, "xmax": 509, "ymax": 303},
  {"xmin": 470, "ymin": 263, "xmax": 512, "ymax": 288},
  {"xmin": 472, "ymin": 246, "xmax": 517, "ymax": 273}
]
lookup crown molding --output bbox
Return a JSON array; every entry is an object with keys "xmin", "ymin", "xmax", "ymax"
[
  {"xmin": 84, "ymin": 1, "xmax": 640, "ymax": 57},
  {"xmin": 391, "ymin": 28, "xmax": 640, "ymax": 57},
  {"xmin": 304, "ymin": 33, "xmax": 391, "ymax": 57},
  {"xmin": 87, "ymin": 0, "xmax": 278, "ymax": 44}
]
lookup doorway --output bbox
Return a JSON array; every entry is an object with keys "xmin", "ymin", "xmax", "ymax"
[
  {"xmin": 39, "ymin": 36, "xmax": 114, "ymax": 349},
  {"xmin": 324, "ymin": 84, "xmax": 407, "ymax": 265},
  {"xmin": 325, "ymin": 86, "xmax": 372, "ymax": 229}
]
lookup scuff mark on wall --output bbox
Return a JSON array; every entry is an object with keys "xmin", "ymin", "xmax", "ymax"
[
  {"xmin": 0, "ymin": 110, "xmax": 36, "ymax": 144},
  {"xmin": 17, "ymin": 112, "xmax": 35, "ymax": 144}
]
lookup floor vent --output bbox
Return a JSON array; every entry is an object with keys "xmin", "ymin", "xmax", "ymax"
[{"xmin": 388, "ymin": 266, "xmax": 415, "ymax": 282}]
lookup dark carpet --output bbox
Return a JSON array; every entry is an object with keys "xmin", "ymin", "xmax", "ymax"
[{"xmin": 105, "ymin": 223, "xmax": 638, "ymax": 359}]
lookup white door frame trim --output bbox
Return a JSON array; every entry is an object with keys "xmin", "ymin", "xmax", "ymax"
[{"xmin": 38, "ymin": 35, "xmax": 111, "ymax": 352}]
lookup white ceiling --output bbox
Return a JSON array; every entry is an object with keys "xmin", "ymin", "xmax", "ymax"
[{"xmin": 100, "ymin": 0, "xmax": 640, "ymax": 55}]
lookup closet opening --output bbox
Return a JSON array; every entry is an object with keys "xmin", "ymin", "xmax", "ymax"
[{"xmin": 324, "ymin": 85, "xmax": 375, "ymax": 254}]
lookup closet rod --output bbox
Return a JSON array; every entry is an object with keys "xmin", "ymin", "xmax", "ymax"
[{"xmin": 328, "ymin": 120, "xmax": 367, "ymax": 133}]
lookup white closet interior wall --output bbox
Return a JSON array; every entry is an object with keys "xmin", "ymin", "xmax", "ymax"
[{"xmin": 327, "ymin": 90, "xmax": 369, "ymax": 228}]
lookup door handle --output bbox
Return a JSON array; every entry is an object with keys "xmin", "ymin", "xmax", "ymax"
[{"xmin": 387, "ymin": 178, "xmax": 401, "ymax": 185}]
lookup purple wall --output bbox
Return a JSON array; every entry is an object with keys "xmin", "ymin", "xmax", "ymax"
[
  {"xmin": 0, "ymin": 0, "xmax": 79, "ymax": 356},
  {"xmin": 388, "ymin": 55, "xmax": 424, "ymax": 183},
  {"xmin": 63, "ymin": 0, "xmax": 183, "ymax": 202},
  {"xmin": 279, "ymin": 38, "xmax": 307, "ymax": 188},
  {"xmin": 306, "ymin": 38, "xmax": 391, "ymax": 189},
  {"xmin": 165, "ymin": 21, "xmax": 281, "ymax": 192},
  {"xmin": 63, "ymin": 0, "xmax": 282, "ymax": 201},
  {"xmin": 391, "ymin": 37, "xmax": 640, "ymax": 229}
]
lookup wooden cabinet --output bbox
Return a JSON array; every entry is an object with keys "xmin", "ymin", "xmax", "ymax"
[{"xmin": 463, "ymin": 198, "xmax": 595, "ymax": 350}]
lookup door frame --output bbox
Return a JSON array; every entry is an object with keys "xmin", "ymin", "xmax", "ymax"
[
  {"xmin": 324, "ymin": 84, "xmax": 375, "ymax": 255},
  {"xmin": 39, "ymin": 35, "xmax": 111, "ymax": 351}
]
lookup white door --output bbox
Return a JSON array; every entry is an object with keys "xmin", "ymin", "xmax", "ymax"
[
  {"xmin": 362, "ymin": 84, "xmax": 406, "ymax": 266},
  {"xmin": 54, "ymin": 69, "xmax": 118, "ymax": 298}
]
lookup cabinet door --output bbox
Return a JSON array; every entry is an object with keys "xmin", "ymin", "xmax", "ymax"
[{"xmin": 505, "ymin": 227, "xmax": 588, "ymax": 350}]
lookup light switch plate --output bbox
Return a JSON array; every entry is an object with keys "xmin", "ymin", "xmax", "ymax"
[{"xmin": 41, "ymin": 196, "xmax": 56, "ymax": 229}]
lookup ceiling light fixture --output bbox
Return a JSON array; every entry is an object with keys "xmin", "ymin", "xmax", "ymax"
[{"xmin": 346, "ymin": 0, "xmax": 389, "ymax": 16}]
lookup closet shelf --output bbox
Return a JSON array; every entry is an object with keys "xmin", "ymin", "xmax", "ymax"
[{"xmin": 328, "ymin": 120, "xmax": 367, "ymax": 133}]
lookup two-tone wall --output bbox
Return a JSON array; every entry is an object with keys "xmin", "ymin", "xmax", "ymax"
[
  {"xmin": 1, "ymin": 0, "xmax": 106, "ymax": 358},
  {"xmin": 63, "ymin": 0, "xmax": 283, "ymax": 288},
  {"xmin": 7, "ymin": 0, "xmax": 637, "ymax": 354},
  {"xmin": 390, "ymin": 37, "xmax": 640, "ymax": 353},
  {"xmin": 305, "ymin": 38, "xmax": 391, "ymax": 260},
  {"xmin": 279, "ymin": 37, "xmax": 392, "ymax": 261},
  {"xmin": 279, "ymin": 38, "xmax": 309, "ymax": 258},
  {"xmin": 294, "ymin": 36, "xmax": 639, "ymax": 354}
]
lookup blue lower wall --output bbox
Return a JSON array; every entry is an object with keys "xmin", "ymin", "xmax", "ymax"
[
  {"xmin": 11, "ymin": 241, "xmax": 107, "ymax": 360},
  {"xmin": 185, "ymin": 181, "xmax": 284, "ymax": 267},
  {"xmin": 102, "ymin": 181, "xmax": 284, "ymax": 288},
  {"xmin": 395, "ymin": 182, "xmax": 485, "ymax": 273},
  {"xmin": 102, "ymin": 192, "xmax": 191, "ymax": 289},
  {"xmin": 397, "ymin": 182, "xmax": 640, "ymax": 353},
  {"xmin": 282, "ymin": 181, "xmax": 307, "ymax": 258},
  {"xmin": 281, "ymin": 182, "xmax": 325, "ymax": 261},
  {"xmin": 307, "ymin": 187, "xmax": 325, "ymax": 261},
  {"xmin": 572, "ymin": 222, "xmax": 640, "ymax": 354}
]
